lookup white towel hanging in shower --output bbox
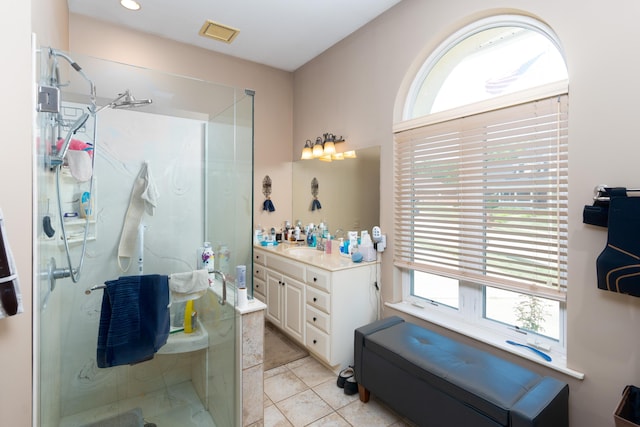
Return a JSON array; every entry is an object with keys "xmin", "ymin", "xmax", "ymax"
[{"xmin": 117, "ymin": 162, "xmax": 159, "ymax": 272}]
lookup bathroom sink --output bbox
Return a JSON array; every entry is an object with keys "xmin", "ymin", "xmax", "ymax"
[{"xmin": 285, "ymin": 247, "xmax": 321, "ymax": 257}]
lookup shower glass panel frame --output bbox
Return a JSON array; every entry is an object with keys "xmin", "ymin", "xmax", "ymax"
[{"xmin": 35, "ymin": 47, "xmax": 253, "ymax": 427}]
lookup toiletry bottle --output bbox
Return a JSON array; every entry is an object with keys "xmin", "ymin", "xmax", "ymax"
[
  {"xmin": 218, "ymin": 244, "xmax": 230, "ymax": 275},
  {"xmin": 184, "ymin": 300, "xmax": 195, "ymax": 333},
  {"xmin": 325, "ymin": 235, "xmax": 332, "ymax": 254},
  {"xmin": 201, "ymin": 242, "xmax": 214, "ymax": 272}
]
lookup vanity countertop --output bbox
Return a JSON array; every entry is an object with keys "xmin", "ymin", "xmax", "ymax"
[{"xmin": 255, "ymin": 241, "xmax": 379, "ymax": 272}]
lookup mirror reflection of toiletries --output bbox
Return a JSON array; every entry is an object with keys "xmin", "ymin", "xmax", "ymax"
[{"xmin": 292, "ymin": 146, "xmax": 380, "ymax": 234}]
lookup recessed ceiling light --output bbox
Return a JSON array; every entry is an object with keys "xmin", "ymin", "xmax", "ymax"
[
  {"xmin": 199, "ymin": 20, "xmax": 240, "ymax": 44},
  {"xmin": 120, "ymin": 0, "xmax": 141, "ymax": 11}
]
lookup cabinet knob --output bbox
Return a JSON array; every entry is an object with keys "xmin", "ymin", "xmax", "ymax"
[
  {"xmin": 313, "ymin": 277, "xmax": 317, "ymax": 282},
  {"xmin": 313, "ymin": 339, "xmax": 317, "ymax": 344},
  {"xmin": 313, "ymin": 317, "xmax": 317, "ymax": 322},
  {"xmin": 313, "ymin": 297, "xmax": 317, "ymax": 302}
]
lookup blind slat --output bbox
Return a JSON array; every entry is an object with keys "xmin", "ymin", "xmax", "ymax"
[{"xmin": 394, "ymin": 93, "xmax": 568, "ymax": 300}]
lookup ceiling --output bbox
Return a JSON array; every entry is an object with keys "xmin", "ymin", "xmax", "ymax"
[{"xmin": 67, "ymin": 0, "xmax": 403, "ymax": 72}]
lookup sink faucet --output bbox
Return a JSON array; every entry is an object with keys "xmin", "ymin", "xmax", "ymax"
[{"xmin": 211, "ymin": 270, "xmax": 227, "ymax": 305}]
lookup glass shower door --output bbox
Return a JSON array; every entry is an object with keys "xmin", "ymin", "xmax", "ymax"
[{"xmin": 35, "ymin": 47, "xmax": 253, "ymax": 427}]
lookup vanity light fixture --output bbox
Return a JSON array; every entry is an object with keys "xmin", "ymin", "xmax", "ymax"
[
  {"xmin": 312, "ymin": 138, "xmax": 325, "ymax": 157},
  {"xmin": 302, "ymin": 133, "xmax": 346, "ymax": 160},
  {"xmin": 301, "ymin": 140, "xmax": 313, "ymax": 160},
  {"xmin": 120, "ymin": 0, "xmax": 141, "ymax": 11}
]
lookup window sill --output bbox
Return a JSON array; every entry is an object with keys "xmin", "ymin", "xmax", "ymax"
[{"xmin": 386, "ymin": 301, "xmax": 584, "ymax": 380}]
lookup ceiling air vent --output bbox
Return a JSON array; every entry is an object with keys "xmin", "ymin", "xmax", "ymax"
[{"xmin": 199, "ymin": 20, "xmax": 240, "ymax": 44}]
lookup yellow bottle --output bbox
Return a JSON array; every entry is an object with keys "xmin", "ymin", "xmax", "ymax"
[{"xmin": 184, "ymin": 300, "xmax": 195, "ymax": 333}]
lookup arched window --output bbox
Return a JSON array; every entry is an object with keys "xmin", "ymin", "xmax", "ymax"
[
  {"xmin": 394, "ymin": 15, "xmax": 569, "ymax": 356},
  {"xmin": 405, "ymin": 16, "xmax": 568, "ymax": 118}
]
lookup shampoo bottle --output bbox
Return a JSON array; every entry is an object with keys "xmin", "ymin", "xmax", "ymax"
[
  {"xmin": 200, "ymin": 242, "xmax": 214, "ymax": 272},
  {"xmin": 184, "ymin": 300, "xmax": 196, "ymax": 334}
]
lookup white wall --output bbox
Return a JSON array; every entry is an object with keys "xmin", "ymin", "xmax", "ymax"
[
  {"xmin": 293, "ymin": 0, "xmax": 640, "ymax": 425},
  {"xmin": 0, "ymin": 1, "xmax": 36, "ymax": 426}
]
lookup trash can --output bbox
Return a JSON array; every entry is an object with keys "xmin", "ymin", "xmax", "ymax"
[{"xmin": 615, "ymin": 385, "xmax": 640, "ymax": 427}]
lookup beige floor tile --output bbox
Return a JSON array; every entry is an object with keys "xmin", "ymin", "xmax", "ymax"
[
  {"xmin": 284, "ymin": 355, "xmax": 314, "ymax": 370},
  {"xmin": 264, "ymin": 364, "xmax": 289, "ymax": 379},
  {"xmin": 264, "ymin": 393, "xmax": 273, "ymax": 408},
  {"xmin": 338, "ymin": 399, "xmax": 400, "ymax": 427},
  {"xmin": 276, "ymin": 389, "xmax": 334, "ymax": 427},
  {"xmin": 288, "ymin": 358, "xmax": 336, "ymax": 388},
  {"xmin": 306, "ymin": 412, "xmax": 352, "ymax": 427},
  {"xmin": 264, "ymin": 370, "xmax": 308, "ymax": 403},
  {"xmin": 312, "ymin": 378, "xmax": 358, "ymax": 410},
  {"xmin": 264, "ymin": 404, "xmax": 293, "ymax": 427}
]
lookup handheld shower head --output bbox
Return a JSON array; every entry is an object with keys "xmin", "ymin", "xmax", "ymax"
[{"xmin": 56, "ymin": 113, "xmax": 90, "ymax": 162}]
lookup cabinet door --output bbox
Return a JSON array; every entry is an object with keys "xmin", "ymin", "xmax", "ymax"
[
  {"xmin": 266, "ymin": 271, "xmax": 283, "ymax": 327},
  {"xmin": 284, "ymin": 277, "xmax": 305, "ymax": 343},
  {"xmin": 254, "ymin": 277, "xmax": 266, "ymax": 303}
]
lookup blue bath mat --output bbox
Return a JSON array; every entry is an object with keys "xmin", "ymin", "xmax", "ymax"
[{"xmin": 82, "ymin": 408, "xmax": 144, "ymax": 427}]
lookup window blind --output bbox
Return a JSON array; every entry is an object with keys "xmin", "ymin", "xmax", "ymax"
[{"xmin": 394, "ymin": 94, "xmax": 568, "ymax": 302}]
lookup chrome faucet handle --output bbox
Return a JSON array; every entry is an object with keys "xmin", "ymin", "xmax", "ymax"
[{"xmin": 211, "ymin": 270, "xmax": 227, "ymax": 305}]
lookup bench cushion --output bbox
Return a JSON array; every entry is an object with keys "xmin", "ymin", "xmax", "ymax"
[{"xmin": 366, "ymin": 322, "xmax": 544, "ymax": 426}]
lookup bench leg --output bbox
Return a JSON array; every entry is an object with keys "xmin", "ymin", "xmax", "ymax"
[{"xmin": 358, "ymin": 384, "xmax": 370, "ymax": 403}]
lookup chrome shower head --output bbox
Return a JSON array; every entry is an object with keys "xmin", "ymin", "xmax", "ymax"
[
  {"xmin": 111, "ymin": 90, "xmax": 153, "ymax": 109},
  {"xmin": 95, "ymin": 90, "xmax": 153, "ymax": 113}
]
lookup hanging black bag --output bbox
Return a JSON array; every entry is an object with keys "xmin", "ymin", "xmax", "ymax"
[{"xmin": 596, "ymin": 188, "xmax": 640, "ymax": 296}]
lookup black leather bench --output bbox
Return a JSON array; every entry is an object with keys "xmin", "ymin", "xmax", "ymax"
[{"xmin": 354, "ymin": 316, "xmax": 569, "ymax": 427}]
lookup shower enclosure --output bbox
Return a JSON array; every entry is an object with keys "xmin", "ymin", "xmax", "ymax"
[{"xmin": 35, "ymin": 48, "xmax": 254, "ymax": 427}]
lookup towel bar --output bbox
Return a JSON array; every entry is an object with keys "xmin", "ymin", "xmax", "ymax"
[
  {"xmin": 85, "ymin": 284, "xmax": 106, "ymax": 295},
  {"xmin": 593, "ymin": 185, "xmax": 640, "ymax": 202}
]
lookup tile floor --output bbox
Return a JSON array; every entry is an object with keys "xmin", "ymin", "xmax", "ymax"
[{"xmin": 263, "ymin": 355, "xmax": 416, "ymax": 427}]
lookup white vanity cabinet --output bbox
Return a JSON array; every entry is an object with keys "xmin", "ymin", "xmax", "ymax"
[
  {"xmin": 253, "ymin": 246, "xmax": 378, "ymax": 371},
  {"xmin": 255, "ymin": 248, "xmax": 306, "ymax": 344},
  {"xmin": 252, "ymin": 250, "xmax": 267, "ymax": 303},
  {"xmin": 305, "ymin": 264, "xmax": 378, "ymax": 370},
  {"xmin": 266, "ymin": 270, "xmax": 305, "ymax": 343}
]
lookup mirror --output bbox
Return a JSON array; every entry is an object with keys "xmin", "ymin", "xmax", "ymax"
[{"xmin": 292, "ymin": 146, "xmax": 380, "ymax": 235}]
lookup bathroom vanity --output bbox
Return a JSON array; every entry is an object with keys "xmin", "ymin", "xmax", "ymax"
[{"xmin": 253, "ymin": 243, "xmax": 379, "ymax": 371}]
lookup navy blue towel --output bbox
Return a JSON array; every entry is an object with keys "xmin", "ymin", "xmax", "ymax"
[{"xmin": 97, "ymin": 274, "xmax": 170, "ymax": 368}]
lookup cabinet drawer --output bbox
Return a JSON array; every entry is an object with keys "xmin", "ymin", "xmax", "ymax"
[
  {"xmin": 306, "ymin": 305, "xmax": 330, "ymax": 334},
  {"xmin": 253, "ymin": 265, "xmax": 266, "ymax": 281},
  {"xmin": 306, "ymin": 267, "xmax": 330, "ymax": 292},
  {"xmin": 253, "ymin": 250, "xmax": 266, "ymax": 266},
  {"xmin": 306, "ymin": 324, "xmax": 330, "ymax": 361},
  {"xmin": 268, "ymin": 255, "xmax": 305, "ymax": 281},
  {"xmin": 306, "ymin": 286, "xmax": 330, "ymax": 313},
  {"xmin": 254, "ymin": 277, "xmax": 266, "ymax": 300}
]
